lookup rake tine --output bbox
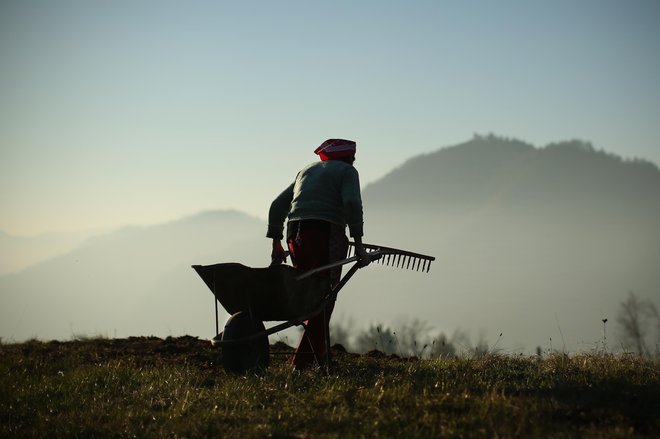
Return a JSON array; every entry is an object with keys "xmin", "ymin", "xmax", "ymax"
[
  {"xmin": 415, "ymin": 258, "xmax": 420, "ymax": 271},
  {"xmin": 421, "ymin": 260, "xmax": 427, "ymax": 272},
  {"xmin": 406, "ymin": 256, "xmax": 411, "ymax": 270},
  {"xmin": 397, "ymin": 254, "xmax": 402, "ymax": 268},
  {"xmin": 386, "ymin": 254, "xmax": 391, "ymax": 266}
]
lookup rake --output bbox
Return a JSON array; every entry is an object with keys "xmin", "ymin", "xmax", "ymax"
[{"xmin": 296, "ymin": 242, "xmax": 436, "ymax": 280}]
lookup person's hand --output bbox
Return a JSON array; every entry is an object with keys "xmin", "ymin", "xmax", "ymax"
[
  {"xmin": 271, "ymin": 240, "xmax": 288, "ymax": 265},
  {"xmin": 355, "ymin": 244, "xmax": 371, "ymax": 268}
]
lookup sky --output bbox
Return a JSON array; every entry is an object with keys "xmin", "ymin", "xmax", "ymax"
[{"xmin": 2, "ymin": 0, "xmax": 659, "ymax": 236}]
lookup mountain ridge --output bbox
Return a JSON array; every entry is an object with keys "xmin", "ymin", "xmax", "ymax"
[{"xmin": 363, "ymin": 134, "xmax": 660, "ymax": 217}]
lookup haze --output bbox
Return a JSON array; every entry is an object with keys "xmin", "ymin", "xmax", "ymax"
[
  {"xmin": 1, "ymin": 2, "xmax": 659, "ymax": 352},
  {"xmin": 2, "ymin": 137, "xmax": 659, "ymax": 354}
]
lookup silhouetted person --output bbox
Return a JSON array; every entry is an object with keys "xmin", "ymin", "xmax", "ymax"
[{"xmin": 268, "ymin": 138, "xmax": 370, "ymax": 369}]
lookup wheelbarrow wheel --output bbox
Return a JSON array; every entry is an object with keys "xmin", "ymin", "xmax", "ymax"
[{"xmin": 221, "ymin": 311, "xmax": 269, "ymax": 374}]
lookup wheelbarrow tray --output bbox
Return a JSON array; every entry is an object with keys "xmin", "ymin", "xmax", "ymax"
[{"xmin": 192, "ymin": 263, "xmax": 331, "ymax": 321}]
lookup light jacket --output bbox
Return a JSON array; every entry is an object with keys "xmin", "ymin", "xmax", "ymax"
[{"xmin": 267, "ymin": 160, "xmax": 364, "ymax": 240}]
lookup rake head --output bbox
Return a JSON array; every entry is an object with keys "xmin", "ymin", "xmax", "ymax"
[{"xmin": 347, "ymin": 242, "xmax": 435, "ymax": 273}]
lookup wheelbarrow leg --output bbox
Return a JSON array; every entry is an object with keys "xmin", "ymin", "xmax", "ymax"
[
  {"xmin": 323, "ymin": 304, "xmax": 331, "ymax": 372},
  {"xmin": 215, "ymin": 295, "xmax": 219, "ymax": 336},
  {"xmin": 213, "ymin": 280, "xmax": 220, "ymax": 337}
]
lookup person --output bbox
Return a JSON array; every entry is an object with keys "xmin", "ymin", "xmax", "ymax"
[{"xmin": 267, "ymin": 138, "xmax": 371, "ymax": 369}]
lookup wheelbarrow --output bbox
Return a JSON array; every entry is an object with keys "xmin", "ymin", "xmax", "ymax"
[{"xmin": 192, "ymin": 242, "xmax": 435, "ymax": 373}]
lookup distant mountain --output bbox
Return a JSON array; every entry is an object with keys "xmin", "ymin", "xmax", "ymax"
[
  {"xmin": 354, "ymin": 135, "xmax": 660, "ymax": 353},
  {"xmin": 363, "ymin": 134, "xmax": 660, "ymax": 217},
  {"xmin": 0, "ymin": 210, "xmax": 266, "ymax": 342},
  {"xmin": 0, "ymin": 229, "xmax": 94, "ymax": 276},
  {"xmin": 2, "ymin": 136, "xmax": 659, "ymax": 351}
]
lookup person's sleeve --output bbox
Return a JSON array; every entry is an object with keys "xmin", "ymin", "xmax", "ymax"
[
  {"xmin": 266, "ymin": 182, "xmax": 295, "ymax": 239},
  {"xmin": 341, "ymin": 167, "xmax": 364, "ymax": 238}
]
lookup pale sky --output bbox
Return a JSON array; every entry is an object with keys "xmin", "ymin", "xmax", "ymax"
[{"xmin": 2, "ymin": 0, "xmax": 659, "ymax": 236}]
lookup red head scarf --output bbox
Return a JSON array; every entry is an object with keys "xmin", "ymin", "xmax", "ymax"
[{"xmin": 314, "ymin": 139, "xmax": 356, "ymax": 161}]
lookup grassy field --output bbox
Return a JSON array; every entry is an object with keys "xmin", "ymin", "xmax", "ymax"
[{"xmin": 1, "ymin": 336, "xmax": 659, "ymax": 438}]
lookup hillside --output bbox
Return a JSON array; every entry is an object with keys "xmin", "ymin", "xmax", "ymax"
[{"xmin": 1, "ymin": 337, "xmax": 659, "ymax": 438}]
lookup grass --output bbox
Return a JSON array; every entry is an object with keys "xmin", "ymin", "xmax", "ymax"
[{"xmin": 1, "ymin": 336, "xmax": 659, "ymax": 438}]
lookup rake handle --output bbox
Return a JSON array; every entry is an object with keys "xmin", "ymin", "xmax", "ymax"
[{"xmin": 295, "ymin": 251, "xmax": 383, "ymax": 280}]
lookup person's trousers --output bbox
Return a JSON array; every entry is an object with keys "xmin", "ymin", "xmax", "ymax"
[{"xmin": 287, "ymin": 219, "xmax": 348, "ymax": 368}]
